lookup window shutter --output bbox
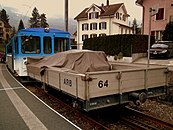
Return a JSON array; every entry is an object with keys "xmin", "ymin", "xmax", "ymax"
[{"xmin": 96, "ymin": 12, "xmax": 99, "ymax": 18}]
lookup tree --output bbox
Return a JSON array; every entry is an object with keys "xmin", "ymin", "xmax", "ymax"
[
  {"xmin": 18, "ymin": 19, "xmax": 25, "ymax": 31},
  {"xmin": 40, "ymin": 13, "xmax": 49, "ymax": 28},
  {"xmin": 0, "ymin": 9, "xmax": 9, "ymax": 23},
  {"xmin": 132, "ymin": 18, "xmax": 141, "ymax": 34},
  {"xmin": 162, "ymin": 22, "xmax": 173, "ymax": 41},
  {"xmin": 29, "ymin": 7, "xmax": 40, "ymax": 28},
  {"xmin": 132, "ymin": 18, "xmax": 138, "ymax": 34},
  {"xmin": 11, "ymin": 27, "xmax": 16, "ymax": 37}
]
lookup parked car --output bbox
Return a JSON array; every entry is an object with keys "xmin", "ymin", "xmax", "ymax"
[{"xmin": 150, "ymin": 41, "xmax": 173, "ymax": 58}]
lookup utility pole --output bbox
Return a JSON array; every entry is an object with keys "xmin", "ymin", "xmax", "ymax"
[
  {"xmin": 147, "ymin": 7, "xmax": 158, "ymax": 67},
  {"xmin": 65, "ymin": 0, "xmax": 68, "ymax": 32}
]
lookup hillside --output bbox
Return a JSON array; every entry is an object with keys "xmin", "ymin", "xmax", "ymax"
[{"xmin": 4, "ymin": 6, "xmax": 77, "ymax": 34}]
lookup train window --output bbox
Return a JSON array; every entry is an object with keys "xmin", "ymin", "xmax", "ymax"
[
  {"xmin": 43, "ymin": 37, "xmax": 52, "ymax": 54},
  {"xmin": 54, "ymin": 38, "xmax": 68, "ymax": 53},
  {"xmin": 21, "ymin": 36, "xmax": 40, "ymax": 54},
  {"xmin": 63, "ymin": 39, "xmax": 68, "ymax": 51}
]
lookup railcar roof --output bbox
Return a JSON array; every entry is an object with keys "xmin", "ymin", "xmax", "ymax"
[{"xmin": 18, "ymin": 28, "xmax": 70, "ymax": 34}]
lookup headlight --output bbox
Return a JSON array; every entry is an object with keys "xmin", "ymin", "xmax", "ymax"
[{"xmin": 161, "ymin": 50, "xmax": 167, "ymax": 53}]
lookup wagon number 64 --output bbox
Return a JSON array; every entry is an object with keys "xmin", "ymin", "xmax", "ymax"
[{"xmin": 98, "ymin": 80, "xmax": 109, "ymax": 88}]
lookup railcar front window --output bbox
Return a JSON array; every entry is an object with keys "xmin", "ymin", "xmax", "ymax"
[
  {"xmin": 43, "ymin": 37, "xmax": 52, "ymax": 54},
  {"xmin": 54, "ymin": 38, "xmax": 68, "ymax": 53},
  {"xmin": 21, "ymin": 36, "xmax": 40, "ymax": 54}
]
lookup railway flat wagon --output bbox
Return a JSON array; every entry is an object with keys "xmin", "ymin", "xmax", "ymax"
[{"xmin": 27, "ymin": 50, "xmax": 169, "ymax": 111}]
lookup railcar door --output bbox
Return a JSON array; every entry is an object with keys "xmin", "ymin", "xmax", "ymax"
[
  {"xmin": 54, "ymin": 37, "xmax": 69, "ymax": 53},
  {"xmin": 6, "ymin": 39, "xmax": 14, "ymax": 71}
]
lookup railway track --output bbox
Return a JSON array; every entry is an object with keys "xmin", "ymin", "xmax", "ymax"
[
  {"xmin": 120, "ymin": 106, "xmax": 173, "ymax": 130},
  {"xmin": 24, "ymin": 83, "xmax": 110, "ymax": 130},
  {"xmin": 22, "ymin": 81, "xmax": 173, "ymax": 130}
]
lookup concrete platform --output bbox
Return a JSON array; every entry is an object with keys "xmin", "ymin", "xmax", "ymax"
[{"xmin": 0, "ymin": 64, "xmax": 81, "ymax": 130}]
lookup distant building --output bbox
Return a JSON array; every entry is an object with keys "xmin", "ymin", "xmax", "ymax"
[
  {"xmin": 0, "ymin": 18, "xmax": 12, "ymax": 43},
  {"xmin": 136, "ymin": 0, "xmax": 173, "ymax": 41},
  {"xmin": 74, "ymin": 0, "xmax": 132, "ymax": 49}
]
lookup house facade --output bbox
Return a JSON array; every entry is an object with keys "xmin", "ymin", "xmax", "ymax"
[
  {"xmin": 0, "ymin": 18, "xmax": 12, "ymax": 43},
  {"xmin": 74, "ymin": 1, "xmax": 132, "ymax": 49},
  {"xmin": 136, "ymin": 0, "xmax": 173, "ymax": 41}
]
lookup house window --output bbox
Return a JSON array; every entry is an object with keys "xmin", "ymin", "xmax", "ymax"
[
  {"xmin": 5, "ymin": 29, "xmax": 9, "ymax": 32},
  {"xmin": 99, "ymin": 22, "xmax": 107, "ymax": 30},
  {"xmin": 99, "ymin": 33, "xmax": 106, "ymax": 37},
  {"xmin": 120, "ymin": 13, "xmax": 122, "ymax": 20},
  {"xmin": 151, "ymin": 31, "xmax": 155, "ymax": 36},
  {"xmin": 170, "ymin": 16, "xmax": 173, "ymax": 22},
  {"xmin": 82, "ymin": 23, "xmax": 89, "ymax": 31},
  {"xmin": 93, "ymin": 7, "xmax": 95, "ymax": 11},
  {"xmin": 90, "ymin": 34, "xmax": 97, "ymax": 38},
  {"xmin": 89, "ymin": 12, "xmax": 99, "ymax": 19},
  {"xmin": 129, "ymin": 30, "xmax": 131, "ymax": 34},
  {"xmin": 125, "ymin": 29, "xmax": 127, "ymax": 34},
  {"xmin": 155, "ymin": 31, "xmax": 159, "ymax": 40},
  {"xmin": 82, "ymin": 34, "xmax": 88, "ymax": 41},
  {"xmin": 156, "ymin": 8, "xmax": 164, "ymax": 20},
  {"xmin": 90, "ymin": 23, "xmax": 97, "ymax": 30}
]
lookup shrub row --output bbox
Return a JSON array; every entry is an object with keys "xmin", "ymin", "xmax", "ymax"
[{"xmin": 83, "ymin": 34, "xmax": 155, "ymax": 57}]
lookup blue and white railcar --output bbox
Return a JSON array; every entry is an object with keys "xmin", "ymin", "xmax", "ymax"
[{"xmin": 6, "ymin": 28, "xmax": 70, "ymax": 76}]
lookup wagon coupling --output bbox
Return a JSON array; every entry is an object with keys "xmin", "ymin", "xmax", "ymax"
[
  {"xmin": 81, "ymin": 76, "xmax": 93, "ymax": 81},
  {"xmin": 129, "ymin": 92, "xmax": 147, "ymax": 105}
]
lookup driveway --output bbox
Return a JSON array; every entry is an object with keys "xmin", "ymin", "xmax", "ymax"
[{"xmin": 134, "ymin": 57, "xmax": 173, "ymax": 70}]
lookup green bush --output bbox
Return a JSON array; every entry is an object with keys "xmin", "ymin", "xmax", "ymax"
[{"xmin": 83, "ymin": 34, "xmax": 155, "ymax": 57}]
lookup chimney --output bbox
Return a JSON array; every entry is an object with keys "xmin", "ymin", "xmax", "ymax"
[
  {"xmin": 101, "ymin": 3, "xmax": 104, "ymax": 7},
  {"xmin": 107, "ymin": 0, "xmax": 109, "ymax": 6}
]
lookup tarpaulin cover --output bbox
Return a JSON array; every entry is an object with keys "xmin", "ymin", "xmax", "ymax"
[{"xmin": 26, "ymin": 50, "xmax": 111, "ymax": 75}]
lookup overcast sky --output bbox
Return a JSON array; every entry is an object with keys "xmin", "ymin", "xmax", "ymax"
[{"xmin": 0, "ymin": 0, "xmax": 142, "ymax": 21}]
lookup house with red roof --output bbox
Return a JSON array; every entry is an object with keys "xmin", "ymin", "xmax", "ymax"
[
  {"xmin": 74, "ymin": 0, "xmax": 132, "ymax": 49},
  {"xmin": 136, "ymin": 0, "xmax": 173, "ymax": 41}
]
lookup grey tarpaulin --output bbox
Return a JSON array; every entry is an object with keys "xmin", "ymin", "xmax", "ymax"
[{"xmin": 26, "ymin": 50, "xmax": 111, "ymax": 75}]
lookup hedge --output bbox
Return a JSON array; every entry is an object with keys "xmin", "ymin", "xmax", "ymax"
[{"xmin": 83, "ymin": 34, "xmax": 155, "ymax": 57}]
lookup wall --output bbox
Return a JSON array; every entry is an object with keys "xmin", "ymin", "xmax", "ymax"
[{"xmin": 143, "ymin": 0, "xmax": 173, "ymax": 35}]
